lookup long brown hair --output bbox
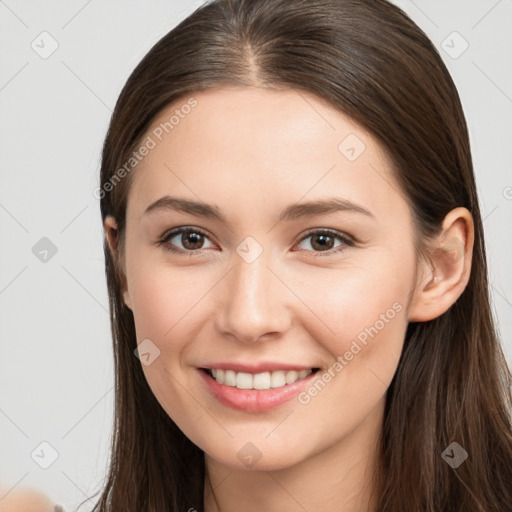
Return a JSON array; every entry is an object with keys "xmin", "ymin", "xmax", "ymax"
[{"xmin": 88, "ymin": 0, "xmax": 512, "ymax": 510}]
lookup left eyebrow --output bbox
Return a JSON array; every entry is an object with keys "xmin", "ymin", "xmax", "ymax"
[
  {"xmin": 143, "ymin": 195, "xmax": 375, "ymax": 224},
  {"xmin": 278, "ymin": 197, "xmax": 375, "ymax": 221}
]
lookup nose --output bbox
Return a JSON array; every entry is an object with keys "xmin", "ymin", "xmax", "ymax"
[{"xmin": 214, "ymin": 247, "xmax": 292, "ymax": 344}]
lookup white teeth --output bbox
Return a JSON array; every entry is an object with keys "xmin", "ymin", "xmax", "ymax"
[
  {"xmin": 253, "ymin": 372, "xmax": 271, "ymax": 390},
  {"xmin": 208, "ymin": 368, "xmax": 313, "ymax": 389},
  {"xmin": 298, "ymin": 369, "xmax": 310, "ymax": 379},
  {"xmin": 270, "ymin": 371, "xmax": 286, "ymax": 388},
  {"xmin": 236, "ymin": 372, "xmax": 253, "ymax": 389},
  {"xmin": 285, "ymin": 370, "xmax": 298, "ymax": 384},
  {"xmin": 225, "ymin": 370, "xmax": 237, "ymax": 387}
]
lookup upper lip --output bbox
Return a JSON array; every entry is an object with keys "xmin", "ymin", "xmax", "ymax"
[{"xmin": 199, "ymin": 362, "xmax": 319, "ymax": 373}]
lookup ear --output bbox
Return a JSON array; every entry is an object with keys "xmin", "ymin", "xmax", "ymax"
[
  {"xmin": 408, "ymin": 207, "xmax": 474, "ymax": 322},
  {"xmin": 104, "ymin": 215, "xmax": 133, "ymax": 310}
]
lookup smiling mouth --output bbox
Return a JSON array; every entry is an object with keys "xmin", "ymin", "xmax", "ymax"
[{"xmin": 201, "ymin": 367, "xmax": 320, "ymax": 390}]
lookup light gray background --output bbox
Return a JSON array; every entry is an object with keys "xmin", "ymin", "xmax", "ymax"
[{"xmin": 0, "ymin": 1, "xmax": 511, "ymax": 510}]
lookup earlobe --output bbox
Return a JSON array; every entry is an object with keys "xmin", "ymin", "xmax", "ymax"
[{"xmin": 408, "ymin": 207, "xmax": 474, "ymax": 322}]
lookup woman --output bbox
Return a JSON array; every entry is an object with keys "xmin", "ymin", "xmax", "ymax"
[{"xmin": 88, "ymin": 0, "xmax": 512, "ymax": 510}]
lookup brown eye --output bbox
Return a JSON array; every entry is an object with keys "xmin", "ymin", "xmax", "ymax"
[
  {"xmin": 310, "ymin": 233, "xmax": 336, "ymax": 251},
  {"xmin": 158, "ymin": 227, "xmax": 215, "ymax": 255},
  {"xmin": 295, "ymin": 229, "xmax": 354, "ymax": 257},
  {"xmin": 180, "ymin": 230, "xmax": 205, "ymax": 250}
]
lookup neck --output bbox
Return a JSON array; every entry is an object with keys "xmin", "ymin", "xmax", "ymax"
[{"xmin": 203, "ymin": 398, "xmax": 384, "ymax": 512}]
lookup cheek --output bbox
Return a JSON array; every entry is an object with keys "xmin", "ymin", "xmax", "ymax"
[
  {"xmin": 288, "ymin": 267, "xmax": 411, "ymax": 457},
  {"xmin": 298, "ymin": 253, "xmax": 413, "ymax": 405},
  {"xmin": 126, "ymin": 254, "xmax": 218, "ymax": 359},
  {"xmin": 125, "ymin": 257, "xmax": 215, "ymax": 426}
]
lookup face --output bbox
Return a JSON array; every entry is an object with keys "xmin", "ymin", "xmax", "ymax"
[{"xmin": 117, "ymin": 87, "xmax": 421, "ymax": 471}]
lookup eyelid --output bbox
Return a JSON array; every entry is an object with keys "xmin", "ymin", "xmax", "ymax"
[{"xmin": 156, "ymin": 226, "xmax": 355, "ymax": 256}]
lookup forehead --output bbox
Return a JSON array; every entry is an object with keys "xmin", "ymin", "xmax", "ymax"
[{"xmin": 125, "ymin": 87, "xmax": 409, "ymax": 225}]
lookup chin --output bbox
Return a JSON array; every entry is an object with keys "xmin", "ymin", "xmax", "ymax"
[{"xmin": 201, "ymin": 436, "xmax": 311, "ymax": 472}]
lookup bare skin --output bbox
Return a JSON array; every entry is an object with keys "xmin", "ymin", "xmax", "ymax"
[
  {"xmin": 0, "ymin": 486, "xmax": 55, "ymax": 512},
  {"xmin": 105, "ymin": 87, "xmax": 474, "ymax": 512}
]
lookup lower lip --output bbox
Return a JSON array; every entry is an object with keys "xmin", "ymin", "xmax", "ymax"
[{"xmin": 198, "ymin": 368, "xmax": 318, "ymax": 412}]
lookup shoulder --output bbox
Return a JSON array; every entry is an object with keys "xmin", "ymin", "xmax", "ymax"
[{"xmin": 0, "ymin": 486, "xmax": 55, "ymax": 512}]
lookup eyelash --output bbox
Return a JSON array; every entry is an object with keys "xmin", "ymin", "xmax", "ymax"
[{"xmin": 156, "ymin": 226, "xmax": 355, "ymax": 258}]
